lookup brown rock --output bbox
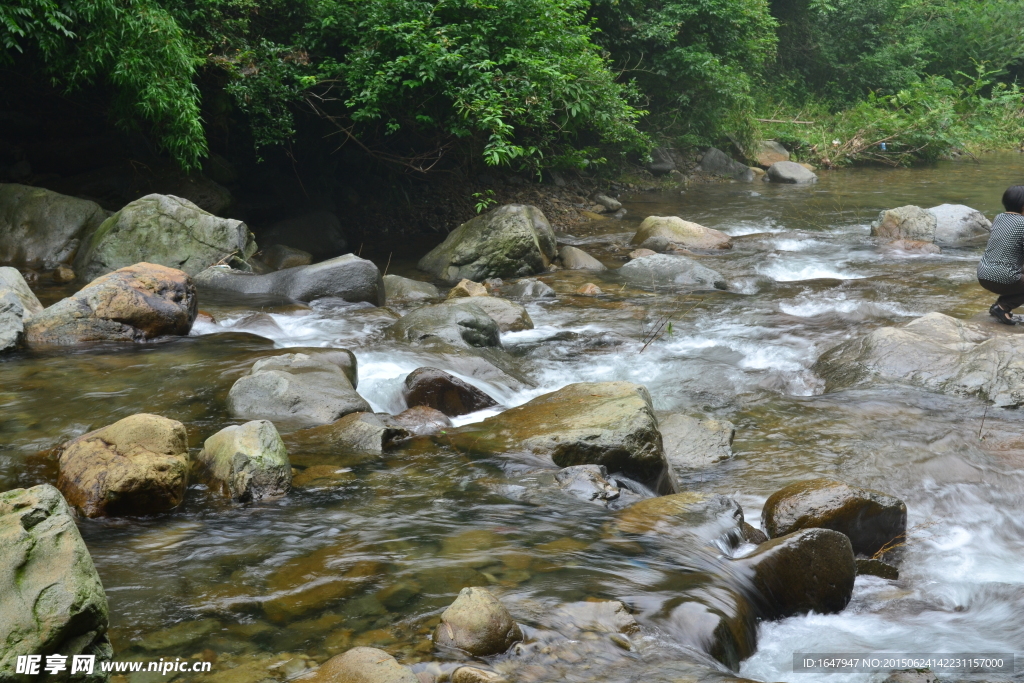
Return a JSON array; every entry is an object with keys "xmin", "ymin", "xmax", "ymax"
[
  {"xmin": 576, "ymin": 283, "xmax": 602, "ymax": 296},
  {"xmin": 447, "ymin": 279, "xmax": 488, "ymax": 299},
  {"xmin": 432, "ymin": 587, "xmax": 522, "ymax": 656},
  {"xmin": 386, "ymin": 406, "xmax": 452, "ymax": 437},
  {"xmin": 403, "ymin": 367, "xmax": 498, "ymax": 417},
  {"xmin": 315, "ymin": 647, "xmax": 418, "ymax": 683},
  {"xmin": 628, "ymin": 248, "xmax": 657, "ymax": 260},
  {"xmin": 56, "ymin": 413, "xmax": 189, "ymax": 517},
  {"xmin": 631, "ymin": 216, "xmax": 731, "ymax": 251},
  {"xmin": 24, "ymin": 262, "xmax": 197, "ymax": 346},
  {"xmin": 52, "ymin": 264, "xmax": 76, "ymax": 283}
]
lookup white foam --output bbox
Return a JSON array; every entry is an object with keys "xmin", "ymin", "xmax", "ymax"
[{"xmin": 757, "ymin": 260, "xmax": 866, "ymax": 282}]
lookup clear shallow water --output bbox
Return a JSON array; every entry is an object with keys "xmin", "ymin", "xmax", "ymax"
[{"xmin": 3, "ymin": 155, "xmax": 1024, "ymax": 682}]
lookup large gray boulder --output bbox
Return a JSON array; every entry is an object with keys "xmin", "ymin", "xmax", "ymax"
[
  {"xmin": 446, "ymin": 382, "xmax": 677, "ymax": 495},
  {"xmin": 698, "ymin": 148, "xmax": 755, "ymax": 182},
  {"xmin": 505, "ymin": 278, "xmax": 555, "ymax": 299},
  {"xmin": 766, "ymin": 161, "xmax": 818, "ymax": 184},
  {"xmin": 0, "ymin": 267, "xmax": 42, "ymax": 353},
  {"xmin": 418, "ymin": 204, "xmax": 557, "ymax": 283},
  {"xmin": 73, "ymin": 194, "xmax": 256, "ymax": 281},
  {"xmin": 870, "ymin": 205, "xmax": 936, "ymax": 242},
  {"xmin": 0, "ymin": 267, "xmax": 43, "ymax": 317},
  {"xmin": 387, "ymin": 302, "xmax": 501, "ymax": 349},
  {"xmin": 0, "ymin": 183, "xmax": 108, "ymax": 268},
  {"xmin": 195, "ymin": 420, "xmax": 291, "ymax": 502},
  {"xmin": 228, "ymin": 352, "xmax": 371, "ymax": 426},
  {"xmin": 194, "ymin": 254, "xmax": 384, "ymax": 305},
  {"xmin": 762, "ymin": 478, "xmax": 907, "ymax": 557},
  {"xmin": 25, "ymin": 262, "xmax": 197, "ymax": 346},
  {"xmin": 815, "ymin": 312, "xmax": 1024, "ymax": 406},
  {"xmin": 927, "ymin": 204, "xmax": 991, "ymax": 244},
  {"xmin": 0, "ymin": 485, "xmax": 112, "ymax": 676},
  {"xmin": 617, "ymin": 253, "xmax": 727, "ymax": 290},
  {"xmin": 630, "ymin": 216, "xmax": 731, "ymax": 251}
]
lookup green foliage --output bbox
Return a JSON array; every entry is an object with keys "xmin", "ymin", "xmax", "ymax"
[
  {"xmin": 471, "ymin": 189, "xmax": 497, "ymax": 214},
  {"xmin": 590, "ymin": 0, "xmax": 778, "ymax": 147}
]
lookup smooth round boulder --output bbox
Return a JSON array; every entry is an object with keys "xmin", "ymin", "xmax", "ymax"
[
  {"xmin": 383, "ymin": 274, "xmax": 439, "ymax": 301},
  {"xmin": 387, "ymin": 303, "xmax": 501, "ymax": 349},
  {"xmin": 0, "ymin": 183, "xmax": 108, "ymax": 268},
  {"xmin": 766, "ymin": 161, "xmax": 818, "ymax": 184},
  {"xmin": 56, "ymin": 413, "xmax": 190, "ymax": 517},
  {"xmin": 315, "ymin": 647, "xmax": 418, "ymax": 683},
  {"xmin": 73, "ymin": 194, "xmax": 255, "ymax": 281},
  {"xmin": 0, "ymin": 266, "xmax": 43, "ymax": 317},
  {"xmin": 630, "ymin": 216, "xmax": 731, "ymax": 251},
  {"xmin": 698, "ymin": 147, "xmax": 755, "ymax": 182},
  {"xmin": 927, "ymin": 204, "xmax": 991, "ymax": 244},
  {"xmin": 432, "ymin": 587, "xmax": 523, "ymax": 656},
  {"xmin": 444, "ymin": 296, "xmax": 532, "ymax": 332},
  {"xmin": 24, "ymin": 262, "xmax": 198, "ymax": 346},
  {"xmin": 403, "ymin": 367, "xmax": 498, "ymax": 417},
  {"xmin": 870, "ymin": 205, "xmax": 936, "ymax": 242},
  {"xmin": 418, "ymin": 204, "xmax": 557, "ymax": 283},
  {"xmin": 617, "ymin": 254, "xmax": 727, "ymax": 290},
  {"xmin": 505, "ymin": 278, "xmax": 555, "ymax": 299},
  {"xmin": 737, "ymin": 528, "xmax": 855, "ymax": 619},
  {"xmin": 558, "ymin": 245, "xmax": 607, "ymax": 271},
  {"xmin": 762, "ymin": 478, "xmax": 907, "ymax": 556},
  {"xmin": 196, "ymin": 420, "xmax": 291, "ymax": 501}
]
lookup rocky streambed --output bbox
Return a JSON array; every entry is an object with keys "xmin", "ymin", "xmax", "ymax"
[{"xmin": 2, "ymin": 155, "xmax": 1024, "ymax": 683}]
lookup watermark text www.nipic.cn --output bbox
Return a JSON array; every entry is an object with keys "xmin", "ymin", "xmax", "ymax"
[{"xmin": 16, "ymin": 655, "xmax": 213, "ymax": 676}]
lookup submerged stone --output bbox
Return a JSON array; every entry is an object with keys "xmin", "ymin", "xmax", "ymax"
[{"xmin": 315, "ymin": 647, "xmax": 418, "ymax": 683}]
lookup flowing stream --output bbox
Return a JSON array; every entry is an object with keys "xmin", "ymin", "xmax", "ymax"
[{"xmin": 3, "ymin": 155, "xmax": 1024, "ymax": 682}]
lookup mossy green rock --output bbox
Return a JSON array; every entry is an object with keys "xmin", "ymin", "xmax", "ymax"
[
  {"xmin": 446, "ymin": 382, "xmax": 677, "ymax": 495},
  {"xmin": 0, "ymin": 183, "xmax": 108, "ymax": 268},
  {"xmin": 0, "ymin": 485, "xmax": 112, "ymax": 678},
  {"xmin": 73, "ymin": 194, "xmax": 255, "ymax": 281},
  {"xmin": 432, "ymin": 587, "xmax": 523, "ymax": 656},
  {"xmin": 196, "ymin": 420, "xmax": 291, "ymax": 501},
  {"xmin": 418, "ymin": 204, "xmax": 557, "ymax": 283},
  {"xmin": 762, "ymin": 478, "xmax": 907, "ymax": 556}
]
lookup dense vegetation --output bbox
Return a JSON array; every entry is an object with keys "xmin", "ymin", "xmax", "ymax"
[{"xmin": 3, "ymin": 0, "xmax": 1024, "ymax": 171}]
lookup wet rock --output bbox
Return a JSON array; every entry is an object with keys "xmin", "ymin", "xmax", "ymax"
[
  {"xmin": 616, "ymin": 493, "xmax": 743, "ymax": 547},
  {"xmin": 666, "ymin": 592, "xmax": 756, "ymax": 671},
  {"xmin": 387, "ymin": 303, "xmax": 501, "ymax": 349},
  {"xmin": 260, "ymin": 211, "xmax": 348, "ymax": 260},
  {"xmin": 403, "ymin": 367, "xmax": 498, "ymax": 417},
  {"xmin": 617, "ymin": 254, "xmax": 727, "ymax": 290},
  {"xmin": 292, "ymin": 412, "xmax": 411, "ymax": 456},
  {"xmin": 0, "ymin": 266, "xmax": 43, "ymax": 317},
  {"xmin": 554, "ymin": 465, "xmax": 621, "ymax": 504},
  {"xmin": 814, "ymin": 312, "xmax": 1024, "ymax": 406},
  {"xmin": 451, "ymin": 668, "xmax": 506, "ymax": 683},
  {"xmin": 755, "ymin": 140, "xmax": 790, "ymax": 167},
  {"xmin": 742, "ymin": 523, "xmax": 768, "ymax": 545},
  {"xmin": 505, "ymin": 279, "xmax": 555, "ymax": 299},
  {"xmin": 385, "ymin": 406, "xmax": 452, "ymax": 437},
  {"xmin": 418, "ymin": 204, "xmax": 557, "ymax": 283},
  {"xmin": 927, "ymin": 203, "xmax": 991, "ymax": 244},
  {"xmin": 765, "ymin": 161, "xmax": 818, "ymax": 184},
  {"xmin": 628, "ymin": 248, "xmax": 657, "ymax": 260},
  {"xmin": 25, "ymin": 262, "xmax": 198, "ymax": 346},
  {"xmin": 576, "ymin": 283, "xmax": 602, "ymax": 296},
  {"xmin": 432, "ymin": 587, "xmax": 523, "ymax": 656},
  {"xmin": 558, "ymin": 245, "xmax": 606, "ymax": 271},
  {"xmin": 856, "ymin": 558, "xmax": 899, "ymax": 579},
  {"xmin": 315, "ymin": 647, "xmax": 418, "ymax": 683},
  {"xmin": 659, "ymin": 414, "xmax": 735, "ymax": 472},
  {"xmin": 870, "ymin": 205, "xmax": 936, "ymax": 242},
  {"xmin": 56, "ymin": 413, "xmax": 190, "ymax": 517},
  {"xmin": 228, "ymin": 352, "xmax": 371, "ymax": 426},
  {"xmin": 444, "ymin": 296, "xmax": 533, "ymax": 332},
  {"xmin": 0, "ymin": 292, "xmax": 26, "ymax": 353},
  {"xmin": 447, "ymin": 278, "xmax": 488, "ymax": 299},
  {"xmin": 196, "ymin": 420, "xmax": 291, "ymax": 502},
  {"xmin": 647, "ymin": 146, "xmax": 676, "ymax": 175},
  {"xmin": 737, "ymin": 528, "xmax": 856, "ymax": 619},
  {"xmin": 261, "ymin": 244, "xmax": 312, "ymax": 270},
  {"xmin": 0, "ymin": 183, "xmax": 108, "ymax": 268},
  {"xmin": 630, "ymin": 216, "xmax": 732, "ymax": 251},
  {"xmin": 762, "ymin": 478, "xmax": 907, "ymax": 556},
  {"xmin": 886, "ymin": 239, "xmax": 941, "ymax": 254},
  {"xmin": 550, "ymin": 600, "xmax": 639, "ymax": 634},
  {"xmin": 194, "ymin": 254, "xmax": 385, "ymax": 305},
  {"xmin": 73, "ymin": 194, "xmax": 255, "ymax": 281},
  {"xmin": 0, "ymin": 485, "xmax": 112, "ymax": 675},
  {"xmin": 52, "ymin": 263, "xmax": 76, "ymax": 283},
  {"xmin": 594, "ymin": 194, "xmax": 622, "ymax": 211},
  {"xmin": 446, "ymin": 382, "xmax": 676, "ymax": 495},
  {"xmin": 383, "ymin": 274, "xmax": 439, "ymax": 301},
  {"xmin": 254, "ymin": 347, "xmax": 359, "ymax": 387},
  {"xmin": 698, "ymin": 148, "xmax": 755, "ymax": 182},
  {"xmin": 263, "ymin": 551, "xmax": 385, "ymax": 622},
  {"xmin": 137, "ymin": 618, "xmax": 220, "ymax": 651}
]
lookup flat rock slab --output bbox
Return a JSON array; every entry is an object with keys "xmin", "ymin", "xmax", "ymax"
[
  {"xmin": 0, "ymin": 485, "xmax": 112, "ymax": 673},
  {"xmin": 445, "ymin": 381, "xmax": 676, "ymax": 495},
  {"xmin": 659, "ymin": 413, "xmax": 735, "ymax": 473},
  {"xmin": 195, "ymin": 253, "xmax": 384, "ymax": 305},
  {"xmin": 815, "ymin": 311, "xmax": 1024, "ymax": 406}
]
